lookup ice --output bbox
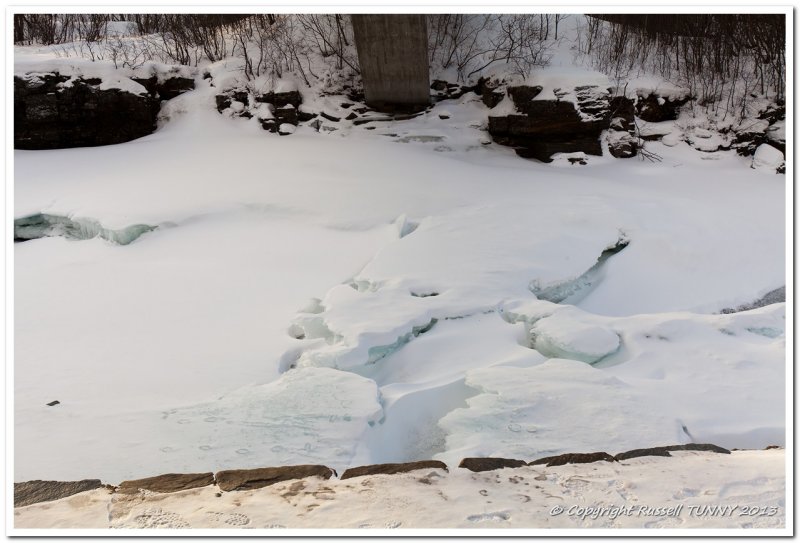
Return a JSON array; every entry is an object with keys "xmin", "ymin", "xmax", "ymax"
[
  {"xmin": 12, "ymin": 33, "xmax": 786, "ymax": 486},
  {"xmin": 435, "ymin": 359, "xmax": 674, "ymax": 466},
  {"xmin": 14, "ymin": 213, "xmax": 156, "ymax": 245},
  {"xmin": 530, "ymin": 315, "xmax": 620, "ymax": 364}
]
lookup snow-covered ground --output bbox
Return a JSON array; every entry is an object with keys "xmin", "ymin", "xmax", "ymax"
[
  {"xmin": 12, "ymin": 18, "xmax": 788, "ymax": 533},
  {"xmin": 13, "ymin": 450, "xmax": 786, "ymax": 531}
]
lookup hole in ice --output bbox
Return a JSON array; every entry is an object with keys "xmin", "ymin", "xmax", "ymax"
[
  {"xmin": 14, "ymin": 213, "xmax": 157, "ymax": 245},
  {"xmin": 529, "ymin": 235, "xmax": 630, "ymax": 304},
  {"xmin": 394, "ymin": 214, "xmax": 419, "ymax": 238},
  {"xmin": 411, "ymin": 291, "xmax": 439, "ymax": 298}
]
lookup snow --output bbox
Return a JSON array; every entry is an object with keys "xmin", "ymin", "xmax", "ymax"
[
  {"xmin": 14, "ymin": 69, "xmax": 785, "ymax": 482},
  {"xmin": 529, "ymin": 318, "xmax": 620, "ymax": 363},
  {"xmin": 14, "ymin": 49, "xmax": 196, "ymax": 94},
  {"xmin": 12, "ymin": 23, "xmax": 786, "ymax": 525},
  {"xmin": 752, "ymin": 144, "xmax": 785, "ymax": 173},
  {"xmin": 13, "ymin": 450, "xmax": 786, "ymax": 530}
]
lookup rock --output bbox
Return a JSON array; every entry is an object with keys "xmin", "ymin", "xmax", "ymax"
[
  {"xmin": 260, "ymin": 118, "xmax": 277, "ymax": 133},
  {"xmin": 340, "ymin": 102, "xmax": 353, "ymax": 108},
  {"xmin": 438, "ymin": 114, "xmax": 450, "ymax": 120},
  {"xmin": 733, "ymin": 119, "xmax": 769, "ymax": 156},
  {"xmin": 46, "ymin": 400, "xmax": 59, "ymax": 406},
  {"xmin": 482, "ymin": 90, "xmax": 505, "ymax": 109},
  {"xmin": 14, "ymin": 479, "xmax": 103, "ymax": 508},
  {"xmin": 230, "ymin": 91, "xmax": 249, "ymax": 106},
  {"xmin": 341, "ymin": 460, "xmax": 448, "ymax": 479},
  {"xmin": 347, "ymin": 89, "xmax": 365, "ymax": 103},
  {"xmin": 474, "ymin": 78, "xmax": 505, "ymax": 108},
  {"xmin": 549, "ymin": 152, "xmax": 589, "ymax": 165},
  {"xmin": 765, "ymin": 445, "xmax": 782, "ymax": 450},
  {"xmin": 506, "ymin": 85, "xmax": 543, "ymax": 112},
  {"xmin": 118, "ymin": 472, "xmax": 214, "ymax": 494},
  {"xmin": 214, "ymin": 465, "xmax": 334, "ymax": 492},
  {"xmin": 255, "ymin": 90, "xmax": 302, "ymax": 109},
  {"xmin": 765, "ymin": 120, "xmax": 785, "ymax": 154},
  {"xmin": 609, "ymin": 96, "xmax": 635, "ymax": 132},
  {"xmin": 321, "ymin": 112, "xmax": 341, "ymax": 122},
  {"xmin": 752, "ymin": 143, "xmax": 785, "ymax": 173},
  {"xmin": 614, "ymin": 447, "xmax": 673, "ymax": 461},
  {"xmin": 430, "ymin": 80, "xmax": 449, "ymax": 91},
  {"xmin": 132, "ymin": 76, "xmax": 194, "ymax": 101},
  {"xmin": 607, "ymin": 130, "xmax": 638, "ymax": 158},
  {"xmin": 574, "ymin": 85, "xmax": 611, "ymax": 121},
  {"xmin": 274, "ymin": 105, "xmax": 298, "ymax": 126},
  {"xmin": 664, "ymin": 443, "xmax": 731, "ymax": 454},
  {"xmin": 488, "ymin": 87, "xmax": 613, "ymax": 161},
  {"xmin": 278, "ymin": 123, "xmax": 296, "ymax": 136},
  {"xmin": 297, "ymin": 110, "xmax": 318, "ymax": 122},
  {"xmin": 635, "ymin": 92, "xmax": 690, "ymax": 123},
  {"xmin": 530, "ymin": 452, "xmax": 617, "ymax": 467},
  {"xmin": 345, "ymin": 112, "xmax": 358, "ymax": 121},
  {"xmin": 458, "ymin": 457, "xmax": 527, "ymax": 472},
  {"xmin": 215, "ymin": 94, "xmax": 232, "ymax": 112},
  {"xmin": 15, "ymin": 74, "xmax": 159, "ymax": 150},
  {"xmin": 758, "ymin": 104, "xmax": 785, "ymax": 125}
]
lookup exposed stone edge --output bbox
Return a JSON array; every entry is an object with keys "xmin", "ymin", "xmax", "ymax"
[{"xmin": 9, "ymin": 443, "xmax": 756, "ymax": 506}]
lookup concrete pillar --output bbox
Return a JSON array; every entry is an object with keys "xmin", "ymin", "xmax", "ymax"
[{"xmin": 351, "ymin": 15, "xmax": 430, "ymax": 111}]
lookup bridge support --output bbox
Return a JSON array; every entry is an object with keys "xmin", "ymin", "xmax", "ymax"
[{"xmin": 351, "ymin": 15, "xmax": 430, "ymax": 112}]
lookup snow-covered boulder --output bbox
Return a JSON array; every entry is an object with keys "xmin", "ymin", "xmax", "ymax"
[{"xmin": 752, "ymin": 144, "xmax": 785, "ymax": 174}]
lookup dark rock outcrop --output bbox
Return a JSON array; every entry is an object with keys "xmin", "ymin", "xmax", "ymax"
[
  {"xmin": 274, "ymin": 105, "xmax": 298, "ymax": 126},
  {"xmin": 635, "ymin": 92, "xmax": 690, "ymax": 123},
  {"xmin": 475, "ymin": 77, "xmax": 505, "ymax": 108},
  {"xmin": 488, "ymin": 85, "xmax": 617, "ymax": 162},
  {"xmin": 297, "ymin": 109, "xmax": 318, "ymax": 122},
  {"xmin": 664, "ymin": 443, "xmax": 731, "ymax": 454},
  {"xmin": 254, "ymin": 90, "xmax": 302, "ymax": 109},
  {"xmin": 132, "ymin": 76, "xmax": 194, "ymax": 100},
  {"xmin": 530, "ymin": 452, "xmax": 617, "ymax": 467},
  {"xmin": 215, "ymin": 465, "xmax": 334, "ymax": 492},
  {"xmin": 15, "ymin": 74, "xmax": 160, "ymax": 150},
  {"xmin": 118, "ymin": 472, "xmax": 214, "ymax": 494},
  {"xmin": 341, "ymin": 460, "xmax": 448, "ymax": 480},
  {"xmin": 14, "ymin": 479, "xmax": 103, "ymax": 508},
  {"xmin": 458, "ymin": 457, "xmax": 527, "ymax": 472},
  {"xmin": 614, "ymin": 447, "xmax": 673, "ymax": 461},
  {"xmin": 607, "ymin": 131, "xmax": 639, "ymax": 158}
]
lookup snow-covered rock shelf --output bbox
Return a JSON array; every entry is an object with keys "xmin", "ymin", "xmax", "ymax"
[{"xmin": 13, "ymin": 450, "xmax": 786, "ymax": 531}]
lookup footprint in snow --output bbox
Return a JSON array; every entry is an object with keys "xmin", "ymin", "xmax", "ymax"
[{"xmin": 467, "ymin": 511, "xmax": 510, "ymax": 522}]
